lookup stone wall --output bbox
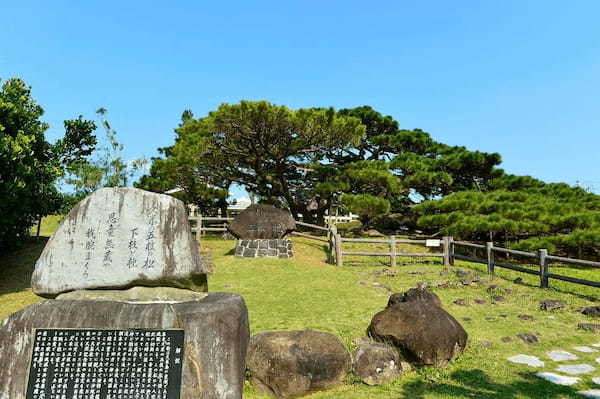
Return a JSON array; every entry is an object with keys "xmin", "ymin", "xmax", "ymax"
[{"xmin": 235, "ymin": 238, "xmax": 293, "ymax": 259}]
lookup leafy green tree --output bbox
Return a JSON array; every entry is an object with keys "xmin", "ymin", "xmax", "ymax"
[
  {"xmin": 136, "ymin": 111, "xmax": 230, "ymax": 215},
  {"xmin": 0, "ymin": 78, "xmax": 96, "ymax": 249},
  {"xmin": 414, "ymin": 175, "xmax": 600, "ymax": 259},
  {"xmin": 65, "ymin": 108, "xmax": 145, "ymax": 201}
]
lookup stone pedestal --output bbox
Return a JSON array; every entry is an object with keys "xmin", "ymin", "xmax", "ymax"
[
  {"xmin": 234, "ymin": 238, "xmax": 293, "ymax": 259},
  {"xmin": 0, "ymin": 292, "xmax": 249, "ymax": 399}
]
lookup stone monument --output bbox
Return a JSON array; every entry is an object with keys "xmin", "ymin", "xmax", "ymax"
[
  {"xmin": 0, "ymin": 188, "xmax": 250, "ymax": 399},
  {"xmin": 228, "ymin": 204, "xmax": 296, "ymax": 259}
]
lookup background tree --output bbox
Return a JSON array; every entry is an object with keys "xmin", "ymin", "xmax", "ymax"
[
  {"xmin": 65, "ymin": 108, "xmax": 145, "ymax": 202},
  {"xmin": 414, "ymin": 175, "xmax": 600, "ymax": 259},
  {"xmin": 0, "ymin": 78, "xmax": 96, "ymax": 250}
]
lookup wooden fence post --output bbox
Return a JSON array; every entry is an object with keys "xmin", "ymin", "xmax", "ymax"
[
  {"xmin": 328, "ymin": 225, "xmax": 337, "ymax": 264},
  {"xmin": 448, "ymin": 236, "xmax": 454, "ymax": 266},
  {"xmin": 390, "ymin": 235, "xmax": 397, "ymax": 268},
  {"xmin": 335, "ymin": 234, "xmax": 343, "ymax": 267},
  {"xmin": 198, "ymin": 214, "xmax": 203, "ymax": 237},
  {"xmin": 442, "ymin": 236, "xmax": 450, "ymax": 267},
  {"xmin": 539, "ymin": 248, "xmax": 549, "ymax": 288},
  {"xmin": 486, "ymin": 241, "xmax": 494, "ymax": 279}
]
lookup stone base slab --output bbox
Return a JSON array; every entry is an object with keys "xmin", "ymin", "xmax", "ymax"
[
  {"xmin": 0, "ymin": 292, "xmax": 249, "ymax": 399},
  {"xmin": 235, "ymin": 239, "xmax": 293, "ymax": 258}
]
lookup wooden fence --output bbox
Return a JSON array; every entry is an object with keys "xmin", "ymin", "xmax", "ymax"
[
  {"xmin": 187, "ymin": 215, "xmax": 600, "ymax": 290},
  {"xmin": 452, "ymin": 240, "xmax": 600, "ymax": 289}
]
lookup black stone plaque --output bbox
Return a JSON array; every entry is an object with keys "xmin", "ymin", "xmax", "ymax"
[{"xmin": 25, "ymin": 328, "xmax": 184, "ymax": 399}]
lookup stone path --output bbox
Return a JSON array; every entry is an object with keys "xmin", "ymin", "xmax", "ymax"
[{"xmin": 507, "ymin": 342, "xmax": 600, "ymax": 397}]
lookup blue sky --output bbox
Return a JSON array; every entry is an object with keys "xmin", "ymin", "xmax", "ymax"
[{"xmin": 2, "ymin": 0, "xmax": 599, "ymax": 198}]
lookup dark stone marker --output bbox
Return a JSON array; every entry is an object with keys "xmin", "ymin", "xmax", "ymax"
[
  {"xmin": 26, "ymin": 328, "xmax": 184, "ymax": 399},
  {"xmin": 517, "ymin": 333, "xmax": 539, "ymax": 344}
]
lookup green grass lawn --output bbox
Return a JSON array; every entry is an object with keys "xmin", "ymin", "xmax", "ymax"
[{"xmin": 3, "ymin": 221, "xmax": 600, "ymax": 398}]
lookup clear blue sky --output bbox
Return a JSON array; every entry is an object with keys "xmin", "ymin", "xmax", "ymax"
[{"xmin": 2, "ymin": 1, "xmax": 599, "ymax": 196}]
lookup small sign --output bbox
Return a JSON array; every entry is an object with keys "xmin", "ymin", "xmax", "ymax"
[
  {"xmin": 426, "ymin": 239, "xmax": 441, "ymax": 247},
  {"xmin": 26, "ymin": 328, "xmax": 184, "ymax": 399}
]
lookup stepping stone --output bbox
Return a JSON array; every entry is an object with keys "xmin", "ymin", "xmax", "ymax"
[
  {"xmin": 592, "ymin": 377, "xmax": 600, "ymax": 384},
  {"xmin": 556, "ymin": 364, "xmax": 596, "ymax": 375},
  {"xmin": 547, "ymin": 350, "xmax": 578, "ymax": 362},
  {"xmin": 580, "ymin": 390, "xmax": 600, "ymax": 398},
  {"xmin": 574, "ymin": 346, "xmax": 598, "ymax": 353},
  {"xmin": 518, "ymin": 314, "xmax": 534, "ymax": 321},
  {"xmin": 517, "ymin": 333, "xmax": 539, "ymax": 344},
  {"xmin": 536, "ymin": 372, "xmax": 581, "ymax": 386},
  {"xmin": 507, "ymin": 354, "xmax": 544, "ymax": 367}
]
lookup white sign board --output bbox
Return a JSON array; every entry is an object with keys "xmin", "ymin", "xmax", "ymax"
[{"xmin": 426, "ymin": 239, "xmax": 441, "ymax": 247}]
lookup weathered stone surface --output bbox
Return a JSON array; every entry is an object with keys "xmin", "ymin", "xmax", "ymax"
[
  {"xmin": 536, "ymin": 372, "xmax": 581, "ymax": 386},
  {"xmin": 352, "ymin": 340, "xmax": 403, "ymax": 385},
  {"xmin": 507, "ymin": 354, "xmax": 544, "ymax": 367},
  {"xmin": 582, "ymin": 306, "xmax": 600, "ymax": 318},
  {"xmin": 235, "ymin": 238, "xmax": 293, "ymax": 258},
  {"xmin": 518, "ymin": 314, "xmax": 534, "ymax": 321},
  {"xmin": 547, "ymin": 350, "xmax": 578, "ymax": 362},
  {"xmin": 453, "ymin": 299, "xmax": 468, "ymax": 306},
  {"xmin": 368, "ymin": 301, "xmax": 467, "ymax": 368},
  {"xmin": 539, "ymin": 299, "xmax": 566, "ymax": 311},
  {"xmin": 0, "ymin": 293, "xmax": 249, "ymax": 399},
  {"xmin": 56, "ymin": 286, "xmax": 208, "ymax": 302},
  {"xmin": 556, "ymin": 364, "xmax": 596, "ymax": 375},
  {"xmin": 387, "ymin": 288, "xmax": 442, "ymax": 308},
  {"xmin": 31, "ymin": 188, "xmax": 208, "ymax": 297},
  {"xmin": 246, "ymin": 330, "xmax": 351, "ymax": 398},
  {"xmin": 517, "ymin": 333, "xmax": 539, "ymax": 344},
  {"xmin": 227, "ymin": 204, "xmax": 295, "ymax": 240}
]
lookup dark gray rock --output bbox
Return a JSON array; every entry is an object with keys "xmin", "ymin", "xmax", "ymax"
[
  {"xmin": 485, "ymin": 317, "xmax": 496, "ymax": 322},
  {"xmin": 0, "ymin": 293, "xmax": 249, "ymax": 399},
  {"xmin": 31, "ymin": 187, "xmax": 209, "ymax": 298},
  {"xmin": 540, "ymin": 299, "xmax": 566, "ymax": 311},
  {"xmin": 581, "ymin": 306, "xmax": 600, "ymax": 318},
  {"xmin": 474, "ymin": 299, "xmax": 486, "ymax": 305},
  {"xmin": 352, "ymin": 341, "xmax": 403, "ymax": 385},
  {"xmin": 491, "ymin": 295, "xmax": 506, "ymax": 303},
  {"xmin": 518, "ymin": 314, "xmax": 534, "ymax": 321},
  {"xmin": 517, "ymin": 333, "xmax": 539, "ymax": 344},
  {"xmin": 387, "ymin": 288, "xmax": 442, "ymax": 308},
  {"xmin": 368, "ymin": 301, "xmax": 468, "ymax": 368},
  {"xmin": 246, "ymin": 330, "xmax": 351, "ymax": 399},
  {"xmin": 578, "ymin": 323, "xmax": 600, "ymax": 332},
  {"xmin": 453, "ymin": 299, "xmax": 468, "ymax": 306},
  {"xmin": 462, "ymin": 317, "xmax": 472, "ymax": 322},
  {"xmin": 227, "ymin": 204, "xmax": 295, "ymax": 239},
  {"xmin": 501, "ymin": 336, "xmax": 513, "ymax": 343}
]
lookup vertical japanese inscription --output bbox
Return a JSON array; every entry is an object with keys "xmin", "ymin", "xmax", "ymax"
[
  {"xmin": 103, "ymin": 212, "xmax": 119, "ymax": 268},
  {"xmin": 26, "ymin": 329, "xmax": 185, "ymax": 399},
  {"xmin": 83, "ymin": 227, "xmax": 96, "ymax": 278},
  {"xmin": 143, "ymin": 209, "xmax": 158, "ymax": 269}
]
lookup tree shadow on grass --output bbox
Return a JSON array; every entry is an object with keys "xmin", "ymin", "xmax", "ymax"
[
  {"xmin": 401, "ymin": 369, "xmax": 583, "ymax": 399},
  {"xmin": 0, "ymin": 237, "xmax": 47, "ymax": 295}
]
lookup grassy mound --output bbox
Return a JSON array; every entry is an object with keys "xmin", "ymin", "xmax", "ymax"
[{"xmin": 2, "ymin": 219, "xmax": 600, "ymax": 397}]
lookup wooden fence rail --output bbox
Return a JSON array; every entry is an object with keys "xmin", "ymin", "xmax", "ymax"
[
  {"xmin": 453, "ymin": 240, "xmax": 600, "ymax": 289},
  {"xmin": 187, "ymin": 214, "xmax": 600, "ymax": 291}
]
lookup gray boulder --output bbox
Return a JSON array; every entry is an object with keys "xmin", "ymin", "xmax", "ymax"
[
  {"xmin": 352, "ymin": 340, "xmax": 403, "ymax": 385},
  {"xmin": 387, "ymin": 287, "xmax": 442, "ymax": 308},
  {"xmin": 246, "ymin": 330, "xmax": 351, "ymax": 398},
  {"xmin": 31, "ymin": 187, "xmax": 208, "ymax": 297},
  {"xmin": 368, "ymin": 301, "xmax": 467, "ymax": 367},
  {"xmin": 582, "ymin": 306, "xmax": 600, "ymax": 317},
  {"xmin": 539, "ymin": 299, "xmax": 566, "ymax": 311},
  {"xmin": 0, "ymin": 292, "xmax": 249, "ymax": 399},
  {"xmin": 227, "ymin": 204, "xmax": 295, "ymax": 239}
]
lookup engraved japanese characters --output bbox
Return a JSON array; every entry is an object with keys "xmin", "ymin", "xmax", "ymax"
[{"xmin": 31, "ymin": 187, "xmax": 209, "ymax": 297}]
